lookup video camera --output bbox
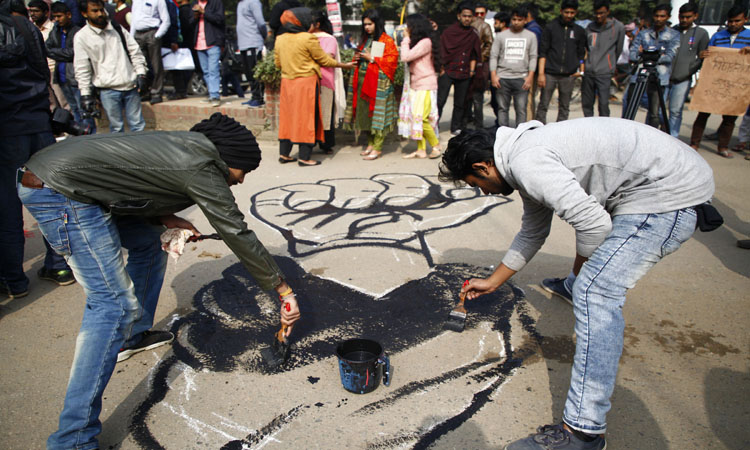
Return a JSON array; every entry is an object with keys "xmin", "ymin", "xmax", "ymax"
[{"xmin": 639, "ymin": 45, "xmax": 661, "ymax": 67}]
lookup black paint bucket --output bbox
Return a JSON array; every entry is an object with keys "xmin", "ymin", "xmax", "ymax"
[{"xmin": 336, "ymin": 338, "xmax": 391, "ymax": 394}]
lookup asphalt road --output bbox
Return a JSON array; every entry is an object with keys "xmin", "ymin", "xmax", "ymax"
[{"xmin": 1, "ymin": 98, "xmax": 748, "ymax": 450}]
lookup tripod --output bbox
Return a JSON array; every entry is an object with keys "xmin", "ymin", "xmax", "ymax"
[{"xmin": 623, "ymin": 62, "xmax": 670, "ymax": 135}]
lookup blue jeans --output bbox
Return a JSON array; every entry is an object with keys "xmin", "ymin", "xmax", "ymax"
[
  {"xmin": 98, "ymin": 88, "xmax": 145, "ymax": 133},
  {"xmin": 668, "ymin": 79, "xmax": 690, "ymax": 138},
  {"xmin": 197, "ymin": 46, "xmax": 221, "ymax": 100},
  {"xmin": 18, "ymin": 185, "xmax": 167, "ymax": 450},
  {"xmin": 563, "ymin": 208, "xmax": 697, "ymax": 434},
  {"xmin": 0, "ymin": 133, "xmax": 67, "ymax": 293},
  {"xmin": 59, "ymin": 82, "xmax": 97, "ymax": 134},
  {"xmin": 496, "ymin": 78, "xmax": 528, "ymax": 127}
]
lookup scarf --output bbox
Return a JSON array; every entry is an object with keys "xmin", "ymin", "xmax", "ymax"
[
  {"xmin": 351, "ymin": 32, "xmax": 398, "ymax": 119},
  {"xmin": 280, "ymin": 7, "xmax": 312, "ymax": 34}
]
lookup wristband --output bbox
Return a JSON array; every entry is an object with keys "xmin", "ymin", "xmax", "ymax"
[{"xmin": 278, "ymin": 287, "xmax": 292, "ymax": 299}]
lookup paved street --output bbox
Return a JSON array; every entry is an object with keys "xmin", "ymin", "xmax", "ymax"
[{"xmin": 2, "ymin": 96, "xmax": 748, "ymax": 450}]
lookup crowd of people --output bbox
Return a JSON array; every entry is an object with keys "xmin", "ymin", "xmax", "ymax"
[{"xmin": 1, "ymin": 0, "xmax": 749, "ymax": 449}]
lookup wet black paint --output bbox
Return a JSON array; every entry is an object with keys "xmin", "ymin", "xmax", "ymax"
[
  {"xmin": 219, "ymin": 405, "xmax": 304, "ymax": 450},
  {"xmin": 129, "ymin": 257, "xmax": 540, "ymax": 449}
]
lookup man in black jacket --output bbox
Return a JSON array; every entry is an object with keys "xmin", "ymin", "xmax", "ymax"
[
  {"xmin": 47, "ymin": 2, "xmax": 96, "ymax": 133},
  {"xmin": 0, "ymin": 0, "xmax": 75, "ymax": 300},
  {"xmin": 535, "ymin": 0, "xmax": 586, "ymax": 124},
  {"xmin": 189, "ymin": 0, "xmax": 224, "ymax": 106}
]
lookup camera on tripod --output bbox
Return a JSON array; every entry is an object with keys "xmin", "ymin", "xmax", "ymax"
[
  {"xmin": 623, "ymin": 45, "xmax": 670, "ymax": 135},
  {"xmin": 639, "ymin": 45, "xmax": 661, "ymax": 68}
]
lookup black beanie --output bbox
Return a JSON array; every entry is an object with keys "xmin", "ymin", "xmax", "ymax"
[{"xmin": 190, "ymin": 113, "xmax": 262, "ymax": 172}]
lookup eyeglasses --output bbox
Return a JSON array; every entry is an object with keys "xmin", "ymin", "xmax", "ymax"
[{"xmin": 475, "ymin": 11, "xmax": 486, "ymax": 17}]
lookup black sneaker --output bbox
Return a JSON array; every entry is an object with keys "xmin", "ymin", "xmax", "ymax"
[
  {"xmin": 541, "ymin": 277, "xmax": 573, "ymax": 306},
  {"xmin": 117, "ymin": 330, "xmax": 174, "ymax": 362},
  {"xmin": 0, "ymin": 282, "xmax": 29, "ymax": 299},
  {"xmin": 505, "ymin": 424, "xmax": 606, "ymax": 450},
  {"xmin": 37, "ymin": 268, "xmax": 76, "ymax": 286}
]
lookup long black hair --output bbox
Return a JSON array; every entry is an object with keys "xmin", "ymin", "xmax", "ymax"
[
  {"xmin": 361, "ymin": 9, "xmax": 384, "ymax": 42},
  {"xmin": 405, "ymin": 13, "xmax": 441, "ymax": 72},
  {"xmin": 311, "ymin": 10, "xmax": 333, "ymax": 35}
]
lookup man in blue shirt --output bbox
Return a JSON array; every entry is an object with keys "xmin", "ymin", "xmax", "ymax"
[
  {"xmin": 46, "ymin": 2, "xmax": 96, "ymax": 133},
  {"xmin": 626, "ymin": 3, "xmax": 680, "ymax": 130},
  {"xmin": 130, "ymin": 0, "xmax": 170, "ymax": 104},
  {"xmin": 237, "ymin": 0, "xmax": 266, "ymax": 108},
  {"xmin": 690, "ymin": 5, "xmax": 750, "ymax": 157}
]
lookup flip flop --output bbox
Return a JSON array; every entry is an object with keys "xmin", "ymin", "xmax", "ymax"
[
  {"xmin": 428, "ymin": 148, "xmax": 442, "ymax": 159},
  {"xmin": 360, "ymin": 146, "xmax": 374, "ymax": 156},
  {"xmin": 717, "ymin": 149, "xmax": 734, "ymax": 158},
  {"xmin": 363, "ymin": 151, "xmax": 381, "ymax": 160},
  {"xmin": 402, "ymin": 152, "xmax": 427, "ymax": 159},
  {"xmin": 279, "ymin": 157, "xmax": 297, "ymax": 164},
  {"xmin": 731, "ymin": 142, "xmax": 748, "ymax": 152}
]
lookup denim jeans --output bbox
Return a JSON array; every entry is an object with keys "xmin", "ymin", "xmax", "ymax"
[
  {"xmin": 98, "ymin": 88, "xmax": 146, "ymax": 133},
  {"xmin": 536, "ymin": 73, "xmax": 575, "ymax": 124},
  {"xmin": 667, "ymin": 80, "xmax": 691, "ymax": 138},
  {"xmin": 563, "ymin": 208, "xmax": 697, "ymax": 434},
  {"xmin": 496, "ymin": 78, "xmax": 528, "ymax": 127},
  {"xmin": 0, "ymin": 133, "xmax": 68, "ymax": 293},
  {"xmin": 59, "ymin": 82, "xmax": 97, "ymax": 134},
  {"xmin": 18, "ymin": 185, "xmax": 167, "ymax": 450},
  {"xmin": 197, "ymin": 45, "xmax": 221, "ymax": 100}
]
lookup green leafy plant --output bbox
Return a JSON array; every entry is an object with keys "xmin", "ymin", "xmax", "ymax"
[{"xmin": 254, "ymin": 50, "xmax": 282, "ymax": 89}]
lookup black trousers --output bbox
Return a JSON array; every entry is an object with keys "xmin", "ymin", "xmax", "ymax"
[
  {"xmin": 437, "ymin": 74, "xmax": 471, "ymax": 133},
  {"xmin": 241, "ymin": 48, "xmax": 263, "ymax": 102},
  {"xmin": 280, "ymin": 139, "xmax": 313, "ymax": 160}
]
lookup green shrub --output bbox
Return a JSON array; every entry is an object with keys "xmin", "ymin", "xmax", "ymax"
[{"xmin": 254, "ymin": 50, "xmax": 281, "ymax": 89}]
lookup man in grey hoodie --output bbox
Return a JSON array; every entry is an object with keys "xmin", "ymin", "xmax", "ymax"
[
  {"xmin": 438, "ymin": 117, "xmax": 714, "ymax": 450},
  {"xmin": 581, "ymin": 0, "xmax": 624, "ymax": 117}
]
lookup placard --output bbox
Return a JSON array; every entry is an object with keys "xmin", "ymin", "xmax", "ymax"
[{"xmin": 689, "ymin": 46, "xmax": 750, "ymax": 116}]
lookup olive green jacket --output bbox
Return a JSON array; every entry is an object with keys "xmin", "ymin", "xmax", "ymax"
[{"xmin": 26, "ymin": 130, "xmax": 284, "ymax": 290}]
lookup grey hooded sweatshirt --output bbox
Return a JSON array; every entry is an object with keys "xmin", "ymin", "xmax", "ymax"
[
  {"xmin": 494, "ymin": 118, "xmax": 714, "ymax": 272},
  {"xmin": 584, "ymin": 18, "xmax": 625, "ymax": 76}
]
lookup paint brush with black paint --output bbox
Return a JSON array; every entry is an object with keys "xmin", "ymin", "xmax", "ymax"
[
  {"xmin": 261, "ymin": 302, "xmax": 291, "ymax": 368},
  {"xmin": 444, "ymin": 280, "xmax": 469, "ymax": 332}
]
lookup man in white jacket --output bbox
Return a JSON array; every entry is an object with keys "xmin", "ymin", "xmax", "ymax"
[
  {"xmin": 438, "ymin": 117, "xmax": 715, "ymax": 450},
  {"xmin": 74, "ymin": 0, "xmax": 148, "ymax": 132}
]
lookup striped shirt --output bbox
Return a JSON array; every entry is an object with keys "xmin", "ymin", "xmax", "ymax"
[{"xmin": 708, "ymin": 27, "xmax": 750, "ymax": 49}]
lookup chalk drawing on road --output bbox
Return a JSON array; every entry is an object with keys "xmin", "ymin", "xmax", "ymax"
[{"xmin": 250, "ymin": 173, "xmax": 512, "ymax": 266}]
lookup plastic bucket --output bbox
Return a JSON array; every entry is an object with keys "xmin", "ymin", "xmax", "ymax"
[{"xmin": 336, "ymin": 338, "xmax": 391, "ymax": 394}]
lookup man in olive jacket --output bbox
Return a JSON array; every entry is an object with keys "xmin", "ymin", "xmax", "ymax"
[{"xmin": 19, "ymin": 113, "xmax": 300, "ymax": 450}]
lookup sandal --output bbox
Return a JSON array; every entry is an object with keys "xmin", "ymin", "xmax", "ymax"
[
  {"xmin": 279, "ymin": 156, "xmax": 297, "ymax": 164},
  {"xmin": 403, "ymin": 151, "xmax": 427, "ymax": 159},
  {"xmin": 731, "ymin": 142, "xmax": 748, "ymax": 152},
  {"xmin": 363, "ymin": 151, "xmax": 381, "ymax": 160},
  {"xmin": 360, "ymin": 146, "xmax": 374, "ymax": 156},
  {"xmin": 428, "ymin": 148, "xmax": 442, "ymax": 159},
  {"xmin": 717, "ymin": 149, "xmax": 734, "ymax": 158}
]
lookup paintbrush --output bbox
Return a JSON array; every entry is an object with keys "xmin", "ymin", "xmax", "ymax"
[
  {"xmin": 260, "ymin": 302, "xmax": 291, "ymax": 368},
  {"xmin": 444, "ymin": 280, "xmax": 469, "ymax": 332}
]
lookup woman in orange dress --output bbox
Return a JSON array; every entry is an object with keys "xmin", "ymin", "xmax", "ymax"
[{"xmin": 274, "ymin": 7, "xmax": 354, "ymax": 166}]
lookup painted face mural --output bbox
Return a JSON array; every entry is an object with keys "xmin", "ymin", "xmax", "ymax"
[{"xmin": 128, "ymin": 175, "xmax": 540, "ymax": 449}]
